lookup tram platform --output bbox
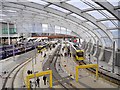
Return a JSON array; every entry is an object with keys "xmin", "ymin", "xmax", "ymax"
[
  {"xmin": 0, "ymin": 50, "xmax": 36, "ymax": 89},
  {"xmin": 85, "ymin": 53, "xmax": 120, "ymax": 81},
  {"xmin": 1, "ymin": 43, "xmax": 119, "ymax": 89},
  {"xmin": 60, "ymin": 55, "xmax": 118, "ymax": 88}
]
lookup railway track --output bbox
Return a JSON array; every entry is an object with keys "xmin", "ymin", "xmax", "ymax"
[
  {"xmin": 1, "ymin": 43, "xmax": 51, "ymax": 89},
  {"xmin": 2, "ymin": 57, "xmax": 33, "ymax": 90},
  {"xmin": 71, "ymin": 46, "xmax": 120, "ymax": 86},
  {"xmin": 43, "ymin": 44, "xmax": 79, "ymax": 89}
]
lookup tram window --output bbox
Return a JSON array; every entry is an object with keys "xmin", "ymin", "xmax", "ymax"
[{"xmin": 76, "ymin": 52, "xmax": 84, "ymax": 57}]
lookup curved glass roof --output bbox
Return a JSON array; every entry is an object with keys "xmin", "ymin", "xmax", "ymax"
[{"xmin": 0, "ymin": 0, "xmax": 120, "ymax": 48}]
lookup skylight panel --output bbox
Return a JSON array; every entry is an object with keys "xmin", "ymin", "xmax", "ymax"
[
  {"xmin": 48, "ymin": 5, "xmax": 70, "ymax": 13},
  {"xmin": 66, "ymin": 0, "xmax": 91, "ymax": 10},
  {"xmin": 113, "ymin": 20, "xmax": 119, "ymax": 25},
  {"xmin": 110, "ymin": 29, "xmax": 119, "ymax": 38},
  {"xmin": 86, "ymin": 21, "xmax": 97, "ymax": 28},
  {"xmin": 96, "ymin": 29, "xmax": 106, "ymax": 37},
  {"xmin": 55, "ymin": 26, "xmax": 60, "ymax": 29},
  {"xmin": 101, "ymin": 20, "xmax": 116, "ymax": 28},
  {"xmin": 67, "ymin": 29, "xmax": 71, "ymax": 32},
  {"xmin": 42, "ymin": 24, "xmax": 48, "ymax": 28},
  {"xmin": 86, "ymin": 10, "xmax": 106, "ymax": 19},
  {"xmin": 101, "ymin": 10, "xmax": 114, "ymax": 17},
  {"xmin": 71, "ymin": 13, "xmax": 86, "ymax": 20},
  {"xmin": 107, "ymin": 0, "xmax": 119, "ymax": 6},
  {"xmin": 61, "ymin": 27, "xmax": 66, "ymax": 30},
  {"xmin": 27, "ymin": 0, "xmax": 48, "ymax": 5},
  {"xmin": 84, "ymin": 0, "xmax": 100, "ymax": 7}
]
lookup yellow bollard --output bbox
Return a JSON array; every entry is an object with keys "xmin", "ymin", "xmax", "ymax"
[
  {"xmin": 96, "ymin": 65, "xmax": 99, "ymax": 80},
  {"xmin": 76, "ymin": 66, "xmax": 79, "ymax": 82},
  {"xmin": 49, "ymin": 70, "xmax": 52, "ymax": 88},
  {"xmin": 26, "ymin": 77, "xmax": 30, "ymax": 90}
]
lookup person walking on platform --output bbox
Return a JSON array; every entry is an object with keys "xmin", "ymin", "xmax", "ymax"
[
  {"xmin": 44, "ymin": 53, "xmax": 46, "ymax": 57},
  {"xmin": 41, "ymin": 51, "xmax": 43, "ymax": 55},
  {"xmin": 30, "ymin": 70, "xmax": 33, "ymax": 74},
  {"xmin": 27, "ymin": 70, "xmax": 31, "ymax": 75},
  {"xmin": 43, "ymin": 76, "xmax": 47, "ymax": 85},
  {"xmin": 70, "ymin": 53, "xmax": 71, "ymax": 57},
  {"xmin": 30, "ymin": 80, "xmax": 33, "ymax": 90},
  {"xmin": 36, "ymin": 77, "xmax": 40, "ymax": 87}
]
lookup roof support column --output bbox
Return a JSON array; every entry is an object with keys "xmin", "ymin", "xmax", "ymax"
[{"xmin": 7, "ymin": 22, "xmax": 10, "ymax": 45}]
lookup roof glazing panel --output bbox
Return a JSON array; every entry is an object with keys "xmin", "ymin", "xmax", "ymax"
[
  {"xmin": 101, "ymin": 20, "xmax": 116, "ymax": 28},
  {"xmin": 84, "ymin": 0, "xmax": 100, "ymax": 7},
  {"xmin": 96, "ymin": 29, "xmax": 107, "ymax": 37},
  {"xmin": 101, "ymin": 10, "xmax": 115, "ymax": 17},
  {"xmin": 55, "ymin": 26, "xmax": 60, "ymax": 29},
  {"xmin": 86, "ymin": 21, "xmax": 97, "ymax": 28},
  {"xmin": 113, "ymin": 20, "xmax": 119, "ymax": 25},
  {"xmin": 71, "ymin": 13, "xmax": 86, "ymax": 20},
  {"xmin": 27, "ymin": 0, "xmax": 48, "ymax": 5},
  {"xmin": 110, "ymin": 29, "xmax": 119, "ymax": 38},
  {"xmin": 61, "ymin": 27, "xmax": 66, "ymax": 30},
  {"xmin": 86, "ymin": 10, "xmax": 106, "ymax": 19},
  {"xmin": 48, "ymin": 5, "xmax": 70, "ymax": 13},
  {"xmin": 106, "ymin": 0, "xmax": 119, "ymax": 6},
  {"xmin": 66, "ymin": 0, "xmax": 91, "ymax": 10}
]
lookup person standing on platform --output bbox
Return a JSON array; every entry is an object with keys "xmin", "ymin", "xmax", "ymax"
[
  {"xmin": 27, "ymin": 70, "xmax": 31, "ymax": 75},
  {"xmin": 44, "ymin": 53, "xmax": 46, "ymax": 57},
  {"xmin": 30, "ymin": 80, "xmax": 33, "ymax": 90},
  {"xmin": 43, "ymin": 76, "xmax": 47, "ymax": 85},
  {"xmin": 30, "ymin": 70, "xmax": 33, "ymax": 74},
  {"xmin": 70, "ymin": 53, "xmax": 71, "ymax": 57},
  {"xmin": 36, "ymin": 77, "xmax": 40, "ymax": 87}
]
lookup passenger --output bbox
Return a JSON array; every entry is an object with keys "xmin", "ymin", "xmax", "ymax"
[
  {"xmin": 30, "ymin": 70, "xmax": 33, "ymax": 74},
  {"xmin": 61, "ymin": 53, "xmax": 63, "ymax": 57},
  {"xmin": 43, "ymin": 76, "xmax": 47, "ymax": 85},
  {"xmin": 36, "ymin": 77, "xmax": 40, "ymax": 87},
  {"xmin": 64, "ymin": 53, "xmax": 66, "ymax": 57},
  {"xmin": 62, "ymin": 47, "xmax": 64, "ymax": 51},
  {"xmin": 44, "ymin": 53, "xmax": 46, "ymax": 57},
  {"xmin": 41, "ymin": 51, "xmax": 43, "ymax": 55},
  {"xmin": 3, "ymin": 71, "xmax": 7, "ymax": 74},
  {"xmin": 30, "ymin": 80, "xmax": 33, "ymax": 89},
  {"xmin": 70, "ymin": 53, "xmax": 71, "ymax": 57},
  {"xmin": 27, "ymin": 70, "xmax": 31, "ymax": 75}
]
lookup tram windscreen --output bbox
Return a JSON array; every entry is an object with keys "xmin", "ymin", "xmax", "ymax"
[{"xmin": 76, "ymin": 52, "xmax": 84, "ymax": 57}]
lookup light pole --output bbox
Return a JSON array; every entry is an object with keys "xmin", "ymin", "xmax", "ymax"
[
  {"xmin": 7, "ymin": 22, "xmax": 10, "ymax": 45},
  {"xmin": 88, "ymin": 53, "xmax": 91, "ymax": 64},
  {"xmin": 32, "ymin": 56, "xmax": 36, "ymax": 89},
  {"xmin": 34, "ymin": 42, "xmax": 37, "ymax": 65},
  {"xmin": 112, "ymin": 41, "xmax": 115, "ymax": 73},
  {"xmin": 97, "ymin": 40, "xmax": 99, "ymax": 65},
  {"xmin": 32, "ymin": 41, "xmax": 37, "ymax": 89},
  {"xmin": 13, "ymin": 44, "xmax": 15, "ymax": 61}
]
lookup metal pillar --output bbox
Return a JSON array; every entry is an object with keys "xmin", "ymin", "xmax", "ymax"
[
  {"xmin": 88, "ymin": 53, "xmax": 91, "ymax": 64},
  {"xmin": 112, "ymin": 41, "xmax": 115, "ymax": 73},
  {"xmin": 32, "ymin": 56, "xmax": 36, "ymax": 89},
  {"xmin": 34, "ymin": 44, "xmax": 37, "ymax": 65},
  {"xmin": 7, "ymin": 22, "xmax": 10, "ymax": 45},
  {"xmin": 13, "ymin": 44, "xmax": 15, "ymax": 61},
  {"xmin": 97, "ymin": 40, "xmax": 99, "ymax": 65}
]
